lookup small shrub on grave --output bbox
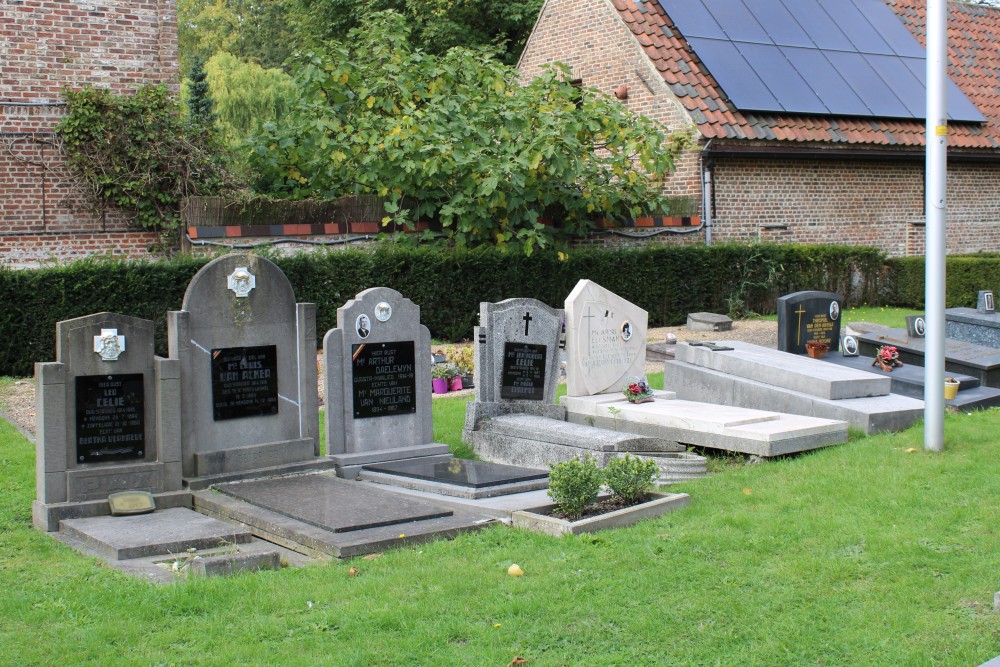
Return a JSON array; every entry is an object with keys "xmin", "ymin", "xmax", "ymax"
[
  {"xmin": 547, "ymin": 455, "xmax": 603, "ymax": 520},
  {"xmin": 603, "ymin": 454, "xmax": 658, "ymax": 504}
]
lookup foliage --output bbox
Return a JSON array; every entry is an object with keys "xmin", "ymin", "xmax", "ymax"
[
  {"xmin": 431, "ymin": 362, "xmax": 460, "ymax": 379},
  {"xmin": 290, "ymin": 0, "xmax": 543, "ymax": 65},
  {"xmin": 603, "ymin": 454, "xmax": 659, "ymax": 504},
  {"xmin": 186, "ymin": 57, "xmax": 216, "ymax": 129},
  {"xmin": 177, "ymin": 0, "xmax": 297, "ymax": 72},
  {"xmin": 56, "ymin": 85, "xmax": 231, "ymax": 241},
  {"xmin": 0, "ymin": 244, "xmax": 885, "ymax": 376},
  {"xmin": 251, "ymin": 11, "xmax": 686, "ymax": 255},
  {"xmin": 446, "ymin": 346, "xmax": 475, "ymax": 375},
  {"xmin": 547, "ymin": 455, "xmax": 603, "ymax": 520},
  {"xmin": 885, "ymin": 255, "xmax": 1000, "ymax": 308},
  {"xmin": 204, "ymin": 52, "xmax": 299, "ymax": 150}
]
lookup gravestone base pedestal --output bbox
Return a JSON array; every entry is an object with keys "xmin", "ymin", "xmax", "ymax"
[
  {"xmin": 359, "ymin": 458, "xmax": 549, "ymax": 499},
  {"xmin": 33, "ymin": 490, "xmax": 193, "ymax": 533}
]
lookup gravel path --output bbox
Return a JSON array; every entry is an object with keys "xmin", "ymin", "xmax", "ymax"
[{"xmin": 0, "ymin": 320, "xmax": 778, "ymax": 438}]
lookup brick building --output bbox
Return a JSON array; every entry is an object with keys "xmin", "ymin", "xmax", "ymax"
[
  {"xmin": 519, "ymin": 0, "xmax": 1000, "ymax": 256},
  {"xmin": 0, "ymin": 0, "xmax": 178, "ymax": 267}
]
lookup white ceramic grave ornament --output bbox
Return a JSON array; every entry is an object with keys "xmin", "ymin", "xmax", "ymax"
[
  {"xmin": 227, "ymin": 266, "xmax": 256, "ymax": 298},
  {"xmin": 93, "ymin": 328, "xmax": 126, "ymax": 361},
  {"xmin": 374, "ymin": 302, "xmax": 393, "ymax": 322},
  {"xmin": 841, "ymin": 335, "xmax": 859, "ymax": 357}
]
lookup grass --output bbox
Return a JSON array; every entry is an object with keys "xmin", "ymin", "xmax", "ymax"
[
  {"xmin": 752, "ymin": 305, "xmax": 916, "ymax": 329},
  {"xmin": 2, "ymin": 384, "xmax": 1000, "ymax": 664}
]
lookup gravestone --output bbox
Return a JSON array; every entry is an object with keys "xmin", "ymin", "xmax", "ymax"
[
  {"xmin": 945, "ymin": 307, "xmax": 1000, "ymax": 349},
  {"xmin": 777, "ymin": 290, "xmax": 843, "ymax": 355},
  {"xmin": 168, "ymin": 255, "xmax": 320, "ymax": 485},
  {"xmin": 324, "ymin": 287, "xmax": 447, "ymax": 472},
  {"xmin": 564, "ymin": 280, "xmax": 648, "ymax": 396},
  {"xmin": 33, "ymin": 313, "xmax": 184, "ymax": 531},
  {"xmin": 978, "ymin": 291, "xmax": 995, "ymax": 314}
]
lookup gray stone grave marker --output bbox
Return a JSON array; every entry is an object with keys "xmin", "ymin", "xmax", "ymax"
[
  {"xmin": 564, "ymin": 280, "xmax": 648, "ymax": 396},
  {"xmin": 324, "ymin": 287, "xmax": 443, "ymax": 468},
  {"xmin": 978, "ymin": 290, "xmax": 995, "ymax": 314},
  {"xmin": 777, "ymin": 290, "xmax": 843, "ymax": 355},
  {"xmin": 168, "ymin": 255, "xmax": 319, "ymax": 484},
  {"xmin": 34, "ymin": 312, "xmax": 183, "ymax": 530}
]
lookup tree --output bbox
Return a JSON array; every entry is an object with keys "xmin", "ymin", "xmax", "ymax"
[
  {"xmin": 177, "ymin": 0, "xmax": 296, "ymax": 73},
  {"xmin": 251, "ymin": 12, "xmax": 690, "ymax": 255},
  {"xmin": 204, "ymin": 52, "xmax": 298, "ymax": 149},
  {"xmin": 185, "ymin": 57, "xmax": 216, "ymax": 130},
  {"xmin": 289, "ymin": 0, "xmax": 543, "ymax": 65}
]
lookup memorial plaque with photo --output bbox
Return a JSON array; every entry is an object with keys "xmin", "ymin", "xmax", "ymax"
[
  {"xmin": 211, "ymin": 345, "xmax": 279, "ymax": 420},
  {"xmin": 352, "ymin": 341, "xmax": 417, "ymax": 419},
  {"xmin": 776, "ymin": 291, "xmax": 843, "ymax": 355},
  {"xmin": 500, "ymin": 342, "xmax": 547, "ymax": 401},
  {"xmin": 75, "ymin": 374, "xmax": 145, "ymax": 463}
]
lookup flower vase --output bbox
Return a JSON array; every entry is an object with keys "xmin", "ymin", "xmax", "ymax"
[
  {"xmin": 448, "ymin": 375, "xmax": 463, "ymax": 392},
  {"xmin": 431, "ymin": 378, "xmax": 448, "ymax": 394},
  {"xmin": 805, "ymin": 342, "xmax": 829, "ymax": 359},
  {"xmin": 944, "ymin": 380, "xmax": 960, "ymax": 400}
]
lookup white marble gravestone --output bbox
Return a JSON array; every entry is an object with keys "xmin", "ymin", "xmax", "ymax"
[
  {"xmin": 324, "ymin": 287, "xmax": 445, "ymax": 471},
  {"xmin": 33, "ymin": 312, "xmax": 183, "ymax": 531},
  {"xmin": 168, "ymin": 254, "xmax": 319, "ymax": 483},
  {"xmin": 564, "ymin": 280, "xmax": 648, "ymax": 397}
]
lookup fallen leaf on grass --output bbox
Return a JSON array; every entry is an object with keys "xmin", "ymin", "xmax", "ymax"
[
  {"xmin": 905, "ymin": 448, "xmax": 917, "ymax": 453},
  {"xmin": 348, "ymin": 566, "xmax": 359, "ymax": 577},
  {"xmin": 508, "ymin": 657, "xmax": 528, "ymax": 666},
  {"xmin": 742, "ymin": 488, "xmax": 752, "ymax": 495},
  {"xmin": 508, "ymin": 564, "xmax": 525, "ymax": 577},
  {"xmin": 362, "ymin": 553, "xmax": 383, "ymax": 561}
]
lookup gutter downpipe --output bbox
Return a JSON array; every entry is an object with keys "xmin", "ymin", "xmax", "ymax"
[{"xmin": 701, "ymin": 139, "xmax": 714, "ymax": 246}]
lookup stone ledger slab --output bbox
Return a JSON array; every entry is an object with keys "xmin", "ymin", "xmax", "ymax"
[
  {"xmin": 687, "ymin": 312, "xmax": 733, "ymax": 332},
  {"xmin": 675, "ymin": 341, "xmax": 890, "ymax": 400},
  {"xmin": 560, "ymin": 392, "xmax": 847, "ymax": 456},
  {"xmin": 364, "ymin": 459, "xmax": 548, "ymax": 488},
  {"xmin": 856, "ymin": 328, "xmax": 1000, "ymax": 387},
  {"xmin": 664, "ymin": 360, "xmax": 923, "ymax": 435},
  {"xmin": 59, "ymin": 507, "xmax": 252, "ymax": 560},
  {"xmin": 216, "ymin": 475, "xmax": 454, "ymax": 533},
  {"xmin": 945, "ymin": 307, "xmax": 1000, "ymax": 347}
]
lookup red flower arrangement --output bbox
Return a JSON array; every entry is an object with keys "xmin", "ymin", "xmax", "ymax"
[{"xmin": 873, "ymin": 345, "xmax": 904, "ymax": 372}]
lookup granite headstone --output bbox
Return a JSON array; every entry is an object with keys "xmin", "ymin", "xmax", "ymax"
[
  {"xmin": 324, "ymin": 287, "xmax": 433, "ymax": 457},
  {"xmin": 564, "ymin": 280, "xmax": 648, "ymax": 397},
  {"xmin": 777, "ymin": 290, "xmax": 843, "ymax": 355},
  {"xmin": 34, "ymin": 312, "xmax": 182, "ymax": 530},
  {"xmin": 168, "ymin": 254, "xmax": 319, "ymax": 481}
]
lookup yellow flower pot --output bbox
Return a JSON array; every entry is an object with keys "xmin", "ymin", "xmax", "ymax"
[{"xmin": 944, "ymin": 380, "xmax": 960, "ymax": 400}]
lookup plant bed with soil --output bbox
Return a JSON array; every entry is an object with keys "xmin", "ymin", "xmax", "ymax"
[{"xmin": 511, "ymin": 491, "xmax": 690, "ymax": 537}]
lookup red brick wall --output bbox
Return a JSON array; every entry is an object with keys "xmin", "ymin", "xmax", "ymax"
[
  {"xmin": 518, "ymin": 0, "xmax": 1000, "ymax": 257},
  {"xmin": 0, "ymin": 0, "xmax": 178, "ymax": 266}
]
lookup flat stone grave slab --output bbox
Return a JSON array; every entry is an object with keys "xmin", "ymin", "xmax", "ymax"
[
  {"xmin": 945, "ymin": 307, "xmax": 1000, "ymax": 347},
  {"xmin": 561, "ymin": 392, "xmax": 848, "ymax": 457},
  {"xmin": 820, "ymin": 353, "xmax": 1000, "ymax": 410},
  {"xmin": 59, "ymin": 507, "xmax": 252, "ymax": 560},
  {"xmin": 856, "ymin": 328, "xmax": 1000, "ymax": 387},
  {"xmin": 687, "ymin": 312, "xmax": 733, "ymax": 332},
  {"xmin": 360, "ymin": 459, "xmax": 549, "ymax": 499},
  {"xmin": 216, "ymin": 474, "xmax": 453, "ymax": 533},
  {"xmin": 675, "ymin": 341, "xmax": 890, "ymax": 400}
]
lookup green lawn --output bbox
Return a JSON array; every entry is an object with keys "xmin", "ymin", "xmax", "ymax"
[
  {"xmin": 755, "ymin": 305, "xmax": 918, "ymax": 329},
  {"xmin": 2, "ymin": 394, "xmax": 1000, "ymax": 664}
]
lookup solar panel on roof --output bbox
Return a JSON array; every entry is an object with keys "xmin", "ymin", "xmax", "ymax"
[{"xmin": 658, "ymin": 0, "xmax": 986, "ymax": 123}]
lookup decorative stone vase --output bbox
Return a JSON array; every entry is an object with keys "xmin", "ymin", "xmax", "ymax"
[
  {"xmin": 805, "ymin": 341, "xmax": 830, "ymax": 359},
  {"xmin": 431, "ymin": 378, "xmax": 448, "ymax": 394},
  {"xmin": 448, "ymin": 375, "xmax": 463, "ymax": 392},
  {"xmin": 945, "ymin": 379, "xmax": 960, "ymax": 400},
  {"xmin": 511, "ymin": 492, "xmax": 690, "ymax": 537}
]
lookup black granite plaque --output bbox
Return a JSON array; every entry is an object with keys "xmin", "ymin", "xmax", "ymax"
[
  {"xmin": 364, "ymin": 459, "xmax": 549, "ymax": 489},
  {"xmin": 500, "ymin": 342, "xmax": 547, "ymax": 401},
  {"xmin": 211, "ymin": 345, "xmax": 279, "ymax": 421},
  {"xmin": 75, "ymin": 374, "xmax": 145, "ymax": 463},
  {"xmin": 776, "ymin": 291, "xmax": 843, "ymax": 355},
  {"xmin": 352, "ymin": 341, "xmax": 417, "ymax": 419}
]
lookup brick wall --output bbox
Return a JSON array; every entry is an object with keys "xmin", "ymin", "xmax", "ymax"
[
  {"xmin": 0, "ymin": 0, "xmax": 178, "ymax": 266},
  {"xmin": 518, "ymin": 0, "xmax": 1000, "ymax": 257}
]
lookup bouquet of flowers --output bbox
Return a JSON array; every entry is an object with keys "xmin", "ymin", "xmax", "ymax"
[
  {"xmin": 873, "ymin": 344, "xmax": 904, "ymax": 372},
  {"xmin": 622, "ymin": 377, "xmax": 654, "ymax": 403}
]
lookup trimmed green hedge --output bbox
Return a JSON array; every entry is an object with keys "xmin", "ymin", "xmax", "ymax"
[
  {"xmin": 0, "ymin": 244, "xmax": 884, "ymax": 376},
  {"xmin": 884, "ymin": 255, "xmax": 1000, "ymax": 308}
]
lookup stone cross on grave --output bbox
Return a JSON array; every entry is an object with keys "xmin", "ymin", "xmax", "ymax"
[{"xmin": 522, "ymin": 312, "xmax": 533, "ymax": 336}]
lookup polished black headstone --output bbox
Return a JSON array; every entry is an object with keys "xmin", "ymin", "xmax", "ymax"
[
  {"xmin": 500, "ymin": 342, "xmax": 547, "ymax": 401},
  {"xmin": 777, "ymin": 291, "xmax": 843, "ymax": 354},
  {"xmin": 351, "ymin": 341, "xmax": 417, "ymax": 419},
  {"xmin": 217, "ymin": 475, "xmax": 452, "ymax": 533},
  {"xmin": 211, "ymin": 345, "xmax": 279, "ymax": 420},
  {"xmin": 75, "ymin": 373, "xmax": 145, "ymax": 463},
  {"xmin": 363, "ymin": 458, "xmax": 548, "ymax": 489}
]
